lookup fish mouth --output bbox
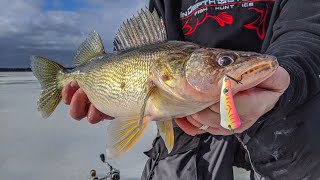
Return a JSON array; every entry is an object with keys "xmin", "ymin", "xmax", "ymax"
[{"xmin": 237, "ymin": 60, "xmax": 278, "ymax": 81}]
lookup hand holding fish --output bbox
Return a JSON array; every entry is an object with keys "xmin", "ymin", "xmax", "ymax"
[
  {"xmin": 176, "ymin": 67, "xmax": 290, "ymax": 136},
  {"xmin": 62, "ymin": 81, "xmax": 114, "ymax": 124},
  {"xmin": 62, "ymin": 66, "xmax": 289, "ymax": 136}
]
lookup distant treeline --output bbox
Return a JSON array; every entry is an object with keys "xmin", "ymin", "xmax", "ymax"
[
  {"xmin": 0, "ymin": 67, "xmax": 73, "ymax": 72},
  {"xmin": 0, "ymin": 68, "xmax": 32, "ymax": 72}
]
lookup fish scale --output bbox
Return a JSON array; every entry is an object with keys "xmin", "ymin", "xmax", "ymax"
[{"xmin": 76, "ymin": 53, "xmax": 154, "ymax": 115}]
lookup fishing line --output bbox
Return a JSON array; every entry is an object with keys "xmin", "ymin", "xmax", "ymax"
[
  {"xmin": 231, "ymin": 129, "xmax": 263, "ymax": 180},
  {"xmin": 226, "ymin": 74, "xmax": 243, "ymax": 84},
  {"xmin": 221, "ymin": 75, "xmax": 263, "ymax": 180}
]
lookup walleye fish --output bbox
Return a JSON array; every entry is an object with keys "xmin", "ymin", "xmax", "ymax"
[{"xmin": 31, "ymin": 8, "xmax": 278, "ymax": 158}]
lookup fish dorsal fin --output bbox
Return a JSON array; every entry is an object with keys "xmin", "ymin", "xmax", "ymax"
[
  {"xmin": 113, "ymin": 8, "xmax": 167, "ymax": 51},
  {"xmin": 73, "ymin": 31, "xmax": 105, "ymax": 66}
]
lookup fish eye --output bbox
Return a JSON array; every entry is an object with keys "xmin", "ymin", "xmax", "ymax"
[{"xmin": 217, "ymin": 55, "xmax": 235, "ymax": 67}]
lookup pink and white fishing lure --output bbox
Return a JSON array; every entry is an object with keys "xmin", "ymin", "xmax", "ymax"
[{"xmin": 220, "ymin": 76, "xmax": 241, "ymax": 130}]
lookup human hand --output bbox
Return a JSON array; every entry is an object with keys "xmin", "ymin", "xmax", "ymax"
[
  {"xmin": 176, "ymin": 67, "xmax": 290, "ymax": 136},
  {"xmin": 61, "ymin": 81, "xmax": 114, "ymax": 124}
]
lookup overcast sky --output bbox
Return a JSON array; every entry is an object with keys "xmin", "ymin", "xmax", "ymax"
[{"xmin": 0, "ymin": 0, "xmax": 149, "ymax": 68}]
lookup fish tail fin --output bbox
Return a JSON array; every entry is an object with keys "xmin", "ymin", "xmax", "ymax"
[{"xmin": 31, "ymin": 55, "xmax": 66, "ymax": 118}]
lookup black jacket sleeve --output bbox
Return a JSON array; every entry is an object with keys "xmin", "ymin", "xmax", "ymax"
[{"xmin": 260, "ymin": 0, "xmax": 320, "ymax": 123}]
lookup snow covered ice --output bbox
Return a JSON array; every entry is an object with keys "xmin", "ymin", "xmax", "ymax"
[{"xmin": 0, "ymin": 72, "xmax": 249, "ymax": 180}]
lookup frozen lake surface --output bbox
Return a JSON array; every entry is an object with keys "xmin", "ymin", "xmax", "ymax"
[{"xmin": 0, "ymin": 72, "xmax": 249, "ymax": 180}]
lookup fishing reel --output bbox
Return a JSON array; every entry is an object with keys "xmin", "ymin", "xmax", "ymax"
[{"xmin": 90, "ymin": 154, "xmax": 120, "ymax": 180}]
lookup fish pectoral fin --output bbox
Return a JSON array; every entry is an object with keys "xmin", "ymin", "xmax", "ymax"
[
  {"xmin": 156, "ymin": 119, "xmax": 174, "ymax": 153},
  {"xmin": 138, "ymin": 86, "xmax": 156, "ymax": 129},
  {"xmin": 73, "ymin": 31, "xmax": 105, "ymax": 66},
  {"xmin": 106, "ymin": 118, "xmax": 150, "ymax": 158}
]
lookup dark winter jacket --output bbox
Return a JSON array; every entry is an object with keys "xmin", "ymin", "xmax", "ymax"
[{"xmin": 142, "ymin": 0, "xmax": 320, "ymax": 179}]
